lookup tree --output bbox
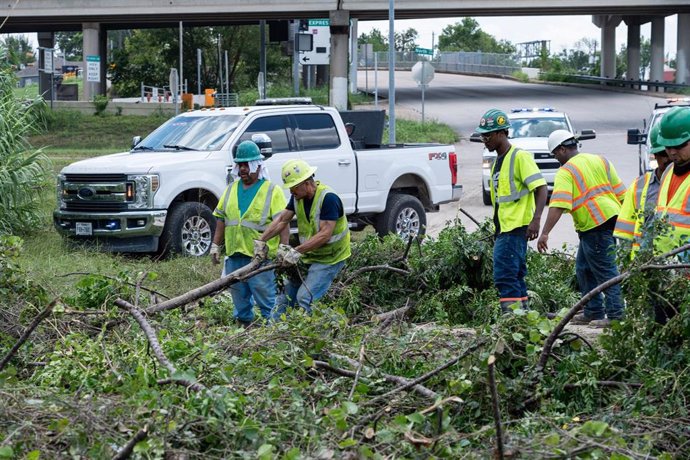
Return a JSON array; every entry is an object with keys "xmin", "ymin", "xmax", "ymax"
[
  {"xmin": 55, "ymin": 32, "xmax": 83, "ymax": 61},
  {"xmin": 437, "ymin": 18, "xmax": 515, "ymax": 54},
  {"xmin": 358, "ymin": 28, "xmax": 388, "ymax": 52},
  {"xmin": 1, "ymin": 35, "xmax": 35, "ymax": 67},
  {"xmin": 394, "ymin": 28, "xmax": 418, "ymax": 53},
  {"xmin": 0, "ymin": 47, "xmax": 50, "ymax": 235},
  {"xmin": 615, "ymin": 38, "xmax": 651, "ymax": 79}
]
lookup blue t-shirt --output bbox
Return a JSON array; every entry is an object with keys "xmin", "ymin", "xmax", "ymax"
[
  {"xmin": 287, "ymin": 192, "xmax": 344, "ymax": 222},
  {"xmin": 238, "ymin": 179, "xmax": 264, "ymax": 216}
]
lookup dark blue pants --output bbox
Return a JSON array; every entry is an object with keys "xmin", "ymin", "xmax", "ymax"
[
  {"xmin": 576, "ymin": 229, "xmax": 624, "ymax": 320},
  {"xmin": 493, "ymin": 232, "xmax": 528, "ymax": 311}
]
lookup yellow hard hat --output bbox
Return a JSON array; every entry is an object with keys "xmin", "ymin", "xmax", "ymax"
[{"xmin": 281, "ymin": 159, "xmax": 317, "ymax": 188}]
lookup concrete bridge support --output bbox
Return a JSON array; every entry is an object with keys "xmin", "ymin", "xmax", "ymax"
[
  {"xmin": 37, "ymin": 32, "xmax": 54, "ymax": 101},
  {"xmin": 677, "ymin": 14, "xmax": 690, "ymax": 84},
  {"xmin": 329, "ymin": 10, "xmax": 350, "ymax": 110},
  {"xmin": 82, "ymin": 22, "xmax": 105, "ymax": 101},
  {"xmin": 624, "ymin": 18, "xmax": 641, "ymax": 80},
  {"xmin": 649, "ymin": 17, "xmax": 665, "ymax": 87},
  {"xmin": 592, "ymin": 15, "xmax": 621, "ymax": 79}
]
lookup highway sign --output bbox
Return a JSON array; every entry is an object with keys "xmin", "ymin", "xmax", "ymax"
[
  {"xmin": 415, "ymin": 47, "xmax": 433, "ymax": 56},
  {"xmin": 42, "ymin": 48, "xmax": 54, "ymax": 73},
  {"xmin": 300, "ymin": 18, "xmax": 330, "ymax": 66},
  {"xmin": 86, "ymin": 55, "xmax": 100, "ymax": 82}
]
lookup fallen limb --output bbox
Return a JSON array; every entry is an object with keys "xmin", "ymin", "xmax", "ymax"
[
  {"xmin": 372, "ymin": 298, "xmax": 414, "ymax": 331},
  {"xmin": 458, "ymin": 207, "xmax": 482, "ymax": 227},
  {"xmin": 487, "ymin": 355, "xmax": 505, "ymax": 460},
  {"xmin": 113, "ymin": 426, "xmax": 148, "ymax": 460},
  {"xmin": 329, "ymin": 353, "xmax": 439, "ymax": 400},
  {"xmin": 116, "ymin": 299, "xmax": 206, "ymax": 392},
  {"xmin": 0, "ymin": 300, "xmax": 56, "ymax": 372},
  {"xmin": 61, "ymin": 272, "xmax": 170, "ymax": 300}
]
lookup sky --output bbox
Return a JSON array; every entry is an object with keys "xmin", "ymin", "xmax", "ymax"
[{"xmin": 357, "ymin": 14, "xmax": 679, "ymax": 58}]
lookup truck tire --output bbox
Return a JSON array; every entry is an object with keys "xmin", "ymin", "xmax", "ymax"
[
  {"xmin": 482, "ymin": 186, "xmax": 492, "ymax": 206},
  {"xmin": 375, "ymin": 193, "xmax": 426, "ymax": 239},
  {"xmin": 160, "ymin": 202, "xmax": 215, "ymax": 257}
]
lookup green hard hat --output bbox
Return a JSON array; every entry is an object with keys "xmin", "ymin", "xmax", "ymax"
[
  {"xmin": 658, "ymin": 106, "xmax": 690, "ymax": 147},
  {"xmin": 476, "ymin": 109, "xmax": 511, "ymax": 133},
  {"xmin": 648, "ymin": 123, "xmax": 666, "ymax": 155},
  {"xmin": 234, "ymin": 140, "xmax": 262, "ymax": 162}
]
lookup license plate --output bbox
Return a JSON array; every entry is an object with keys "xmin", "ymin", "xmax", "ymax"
[{"xmin": 75, "ymin": 222, "xmax": 93, "ymax": 236}]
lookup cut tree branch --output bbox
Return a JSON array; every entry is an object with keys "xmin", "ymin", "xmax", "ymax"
[
  {"xmin": 0, "ymin": 300, "xmax": 56, "ymax": 372},
  {"xmin": 113, "ymin": 426, "xmax": 148, "ymax": 460}
]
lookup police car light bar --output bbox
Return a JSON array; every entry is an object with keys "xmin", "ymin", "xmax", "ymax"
[{"xmin": 511, "ymin": 107, "xmax": 555, "ymax": 113}]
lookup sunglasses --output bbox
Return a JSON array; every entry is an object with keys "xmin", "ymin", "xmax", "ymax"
[{"xmin": 480, "ymin": 132, "xmax": 496, "ymax": 141}]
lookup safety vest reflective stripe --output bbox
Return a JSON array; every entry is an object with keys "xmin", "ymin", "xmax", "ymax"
[
  {"xmin": 614, "ymin": 218, "xmax": 636, "ymax": 236},
  {"xmin": 563, "ymin": 162, "xmax": 615, "ymax": 225},
  {"xmin": 494, "ymin": 147, "xmax": 530, "ymax": 203},
  {"xmin": 224, "ymin": 183, "xmax": 275, "ymax": 231}
]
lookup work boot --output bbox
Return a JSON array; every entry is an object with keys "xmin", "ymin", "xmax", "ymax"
[
  {"xmin": 589, "ymin": 318, "xmax": 612, "ymax": 328},
  {"xmin": 570, "ymin": 313, "xmax": 599, "ymax": 325}
]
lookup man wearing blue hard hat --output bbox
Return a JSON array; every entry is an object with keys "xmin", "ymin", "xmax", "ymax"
[{"xmin": 210, "ymin": 139, "xmax": 288, "ymax": 328}]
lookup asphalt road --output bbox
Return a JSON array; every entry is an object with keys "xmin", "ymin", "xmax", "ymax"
[{"xmin": 357, "ymin": 70, "xmax": 667, "ymax": 251}]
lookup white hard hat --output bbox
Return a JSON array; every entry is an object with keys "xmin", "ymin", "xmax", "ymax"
[{"xmin": 548, "ymin": 129, "xmax": 577, "ymax": 154}]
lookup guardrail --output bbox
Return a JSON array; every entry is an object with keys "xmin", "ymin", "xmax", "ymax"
[
  {"xmin": 551, "ymin": 74, "xmax": 690, "ymax": 93},
  {"xmin": 140, "ymin": 82, "xmax": 188, "ymax": 103}
]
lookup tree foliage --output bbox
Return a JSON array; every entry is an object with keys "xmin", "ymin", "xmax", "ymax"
[
  {"xmin": 1, "ymin": 35, "xmax": 36, "ymax": 67},
  {"xmin": 358, "ymin": 27, "xmax": 388, "ymax": 51},
  {"xmin": 0, "ymin": 49, "xmax": 50, "ymax": 235},
  {"xmin": 437, "ymin": 18, "xmax": 515, "ymax": 54},
  {"xmin": 55, "ymin": 31, "xmax": 83, "ymax": 61},
  {"xmin": 108, "ymin": 26, "xmax": 292, "ymax": 98}
]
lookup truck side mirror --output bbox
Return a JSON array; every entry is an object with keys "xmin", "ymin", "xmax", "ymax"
[
  {"xmin": 578, "ymin": 129, "xmax": 596, "ymax": 141},
  {"xmin": 627, "ymin": 128, "xmax": 647, "ymax": 145},
  {"xmin": 132, "ymin": 136, "xmax": 141, "ymax": 149},
  {"xmin": 469, "ymin": 132, "xmax": 483, "ymax": 143},
  {"xmin": 251, "ymin": 133, "xmax": 273, "ymax": 159}
]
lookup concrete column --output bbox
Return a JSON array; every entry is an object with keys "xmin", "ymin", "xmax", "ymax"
[
  {"xmin": 329, "ymin": 10, "xmax": 350, "ymax": 110},
  {"xmin": 649, "ymin": 16, "xmax": 665, "ymax": 87},
  {"xmin": 82, "ymin": 22, "xmax": 102, "ymax": 101},
  {"xmin": 592, "ymin": 15, "xmax": 621, "ymax": 79},
  {"xmin": 349, "ymin": 18, "xmax": 358, "ymax": 94},
  {"xmin": 625, "ymin": 19, "xmax": 641, "ymax": 81},
  {"xmin": 677, "ymin": 14, "xmax": 690, "ymax": 84},
  {"xmin": 37, "ymin": 32, "xmax": 54, "ymax": 101}
]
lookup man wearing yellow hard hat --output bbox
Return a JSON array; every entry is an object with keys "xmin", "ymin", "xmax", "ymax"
[{"xmin": 256, "ymin": 159, "xmax": 351, "ymax": 319}]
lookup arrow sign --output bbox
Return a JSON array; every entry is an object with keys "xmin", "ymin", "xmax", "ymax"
[{"xmin": 302, "ymin": 56, "xmax": 310, "ymax": 63}]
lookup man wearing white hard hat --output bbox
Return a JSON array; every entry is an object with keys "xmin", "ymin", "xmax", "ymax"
[
  {"xmin": 537, "ymin": 130, "xmax": 626, "ymax": 328},
  {"xmin": 256, "ymin": 159, "xmax": 351, "ymax": 320}
]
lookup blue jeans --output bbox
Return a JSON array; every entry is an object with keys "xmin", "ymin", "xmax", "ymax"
[
  {"xmin": 575, "ymin": 229, "xmax": 624, "ymax": 320},
  {"xmin": 493, "ymin": 232, "xmax": 528, "ymax": 311},
  {"xmin": 224, "ymin": 255, "xmax": 277, "ymax": 323},
  {"xmin": 272, "ymin": 260, "xmax": 345, "ymax": 320}
]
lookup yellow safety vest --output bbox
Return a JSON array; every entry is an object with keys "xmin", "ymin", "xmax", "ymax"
[
  {"xmin": 296, "ymin": 182, "xmax": 351, "ymax": 265},
  {"xmin": 614, "ymin": 172, "xmax": 654, "ymax": 255},
  {"xmin": 654, "ymin": 164, "xmax": 690, "ymax": 254},
  {"xmin": 550, "ymin": 153, "xmax": 626, "ymax": 232},
  {"xmin": 214, "ymin": 180, "xmax": 285, "ymax": 257},
  {"xmin": 490, "ymin": 145, "xmax": 547, "ymax": 233}
]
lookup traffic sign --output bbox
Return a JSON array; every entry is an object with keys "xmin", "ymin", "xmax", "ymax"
[
  {"xmin": 300, "ymin": 18, "xmax": 330, "ymax": 66},
  {"xmin": 42, "ymin": 48, "xmax": 54, "ymax": 74},
  {"xmin": 411, "ymin": 61, "xmax": 435, "ymax": 85},
  {"xmin": 86, "ymin": 55, "xmax": 100, "ymax": 82},
  {"xmin": 414, "ymin": 47, "xmax": 433, "ymax": 56}
]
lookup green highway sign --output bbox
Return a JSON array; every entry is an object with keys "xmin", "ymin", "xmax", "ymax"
[
  {"xmin": 415, "ymin": 47, "xmax": 433, "ymax": 56},
  {"xmin": 308, "ymin": 19, "xmax": 330, "ymax": 27}
]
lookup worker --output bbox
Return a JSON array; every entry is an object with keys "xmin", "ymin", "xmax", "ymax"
[
  {"xmin": 537, "ymin": 130, "xmax": 627, "ymax": 327},
  {"xmin": 476, "ymin": 109, "xmax": 548, "ymax": 314},
  {"xmin": 255, "ymin": 159, "xmax": 351, "ymax": 320},
  {"xmin": 650, "ymin": 106, "xmax": 690, "ymax": 323},
  {"xmin": 614, "ymin": 123, "xmax": 672, "ymax": 256},
  {"xmin": 210, "ymin": 140, "xmax": 288, "ymax": 327}
]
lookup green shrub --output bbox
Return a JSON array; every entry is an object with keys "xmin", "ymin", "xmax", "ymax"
[{"xmin": 92, "ymin": 94, "xmax": 109, "ymax": 116}]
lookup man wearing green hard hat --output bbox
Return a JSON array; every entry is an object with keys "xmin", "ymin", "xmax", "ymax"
[
  {"xmin": 476, "ymin": 108, "xmax": 547, "ymax": 314},
  {"xmin": 210, "ymin": 139, "xmax": 288, "ymax": 328},
  {"xmin": 614, "ymin": 122, "xmax": 672, "ymax": 258},
  {"xmin": 256, "ymin": 158, "xmax": 351, "ymax": 320}
]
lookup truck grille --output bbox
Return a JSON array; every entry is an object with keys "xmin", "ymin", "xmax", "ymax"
[
  {"xmin": 61, "ymin": 174, "xmax": 131, "ymax": 212},
  {"xmin": 64, "ymin": 173, "xmax": 128, "ymax": 182},
  {"xmin": 64, "ymin": 202, "xmax": 128, "ymax": 212}
]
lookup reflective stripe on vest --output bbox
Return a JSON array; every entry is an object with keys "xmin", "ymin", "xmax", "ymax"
[
  {"xmin": 562, "ymin": 159, "xmax": 616, "ymax": 227},
  {"xmin": 493, "ymin": 147, "xmax": 530, "ymax": 203},
  {"xmin": 653, "ymin": 164, "xmax": 690, "ymax": 253},
  {"xmin": 224, "ymin": 182, "xmax": 276, "ymax": 232},
  {"xmin": 300, "ymin": 186, "xmax": 349, "ymax": 244}
]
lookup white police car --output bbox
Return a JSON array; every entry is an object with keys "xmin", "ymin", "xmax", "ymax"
[
  {"xmin": 627, "ymin": 98, "xmax": 690, "ymax": 175},
  {"xmin": 470, "ymin": 108, "xmax": 596, "ymax": 205}
]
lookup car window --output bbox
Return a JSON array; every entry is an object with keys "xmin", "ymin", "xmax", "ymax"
[
  {"xmin": 294, "ymin": 114, "xmax": 341, "ymax": 151},
  {"xmin": 510, "ymin": 117, "xmax": 569, "ymax": 138},
  {"xmin": 238, "ymin": 115, "xmax": 292, "ymax": 153}
]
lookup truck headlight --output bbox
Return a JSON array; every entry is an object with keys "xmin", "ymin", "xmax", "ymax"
[
  {"xmin": 482, "ymin": 158, "xmax": 492, "ymax": 169},
  {"xmin": 56, "ymin": 174, "xmax": 66, "ymax": 209},
  {"xmin": 126, "ymin": 174, "xmax": 160, "ymax": 209}
]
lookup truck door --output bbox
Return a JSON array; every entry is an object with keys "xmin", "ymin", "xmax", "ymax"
[{"xmin": 292, "ymin": 113, "xmax": 356, "ymax": 212}]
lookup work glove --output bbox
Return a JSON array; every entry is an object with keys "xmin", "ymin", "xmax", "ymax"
[
  {"xmin": 253, "ymin": 239, "xmax": 268, "ymax": 261},
  {"xmin": 276, "ymin": 243, "xmax": 302, "ymax": 267},
  {"xmin": 210, "ymin": 243, "xmax": 221, "ymax": 265}
]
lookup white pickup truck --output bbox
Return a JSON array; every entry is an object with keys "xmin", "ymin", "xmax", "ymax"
[{"xmin": 54, "ymin": 101, "xmax": 462, "ymax": 256}]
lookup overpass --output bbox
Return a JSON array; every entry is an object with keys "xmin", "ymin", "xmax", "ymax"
[{"xmin": 4, "ymin": 1, "xmax": 690, "ymax": 107}]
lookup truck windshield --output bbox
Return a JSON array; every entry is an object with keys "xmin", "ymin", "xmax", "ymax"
[
  {"xmin": 509, "ymin": 117, "xmax": 569, "ymax": 138},
  {"xmin": 134, "ymin": 114, "xmax": 242, "ymax": 152}
]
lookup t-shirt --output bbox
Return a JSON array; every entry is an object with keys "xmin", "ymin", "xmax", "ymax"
[
  {"xmin": 237, "ymin": 179, "xmax": 264, "ymax": 216},
  {"xmin": 287, "ymin": 192, "xmax": 344, "ymax": 222},
  {"xmin": 668, "ymin": 168, "xmax": 690, "ymax": 203}
]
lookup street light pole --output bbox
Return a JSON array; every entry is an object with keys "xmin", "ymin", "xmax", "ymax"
[{"xmin": 388, "ymin": 0, "xmax": 396, "ymax": 144}]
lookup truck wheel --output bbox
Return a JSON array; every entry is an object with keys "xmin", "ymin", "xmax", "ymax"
[
  {"xmin": 375, "ymin": 194, "xmax": 426, "ymax": 239},
  {"xmin": 160, "ymin": 202, "xmax": 215, "ymax": 257},
  {"xmin": 482, "ymin": 186, "xmax": 492, "ymax": 206}
]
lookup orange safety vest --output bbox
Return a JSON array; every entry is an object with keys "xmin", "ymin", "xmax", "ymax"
[{"xmin": 654, "ymin": 164, "xmax": 690, "ymax": 254}]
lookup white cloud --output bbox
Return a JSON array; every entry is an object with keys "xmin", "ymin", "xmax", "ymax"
[{"xmin": 357, "ymin": 14, "xmax": 679, "ymax": 57}]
